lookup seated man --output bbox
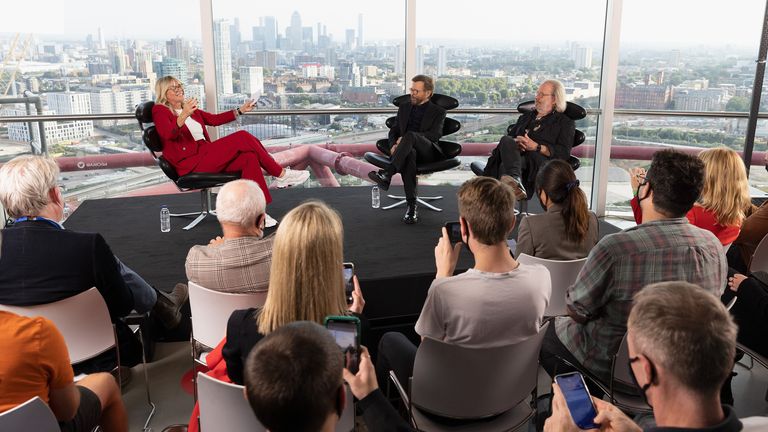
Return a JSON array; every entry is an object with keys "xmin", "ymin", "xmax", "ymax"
[
  {"xmin": 0, "ymin": 156, "xmax": 187, "ymax": 371},
  {"xmin": 244, "ymin": 321, "xmax": 412, "ymax": 432},
  {"xmin": 376, "ymin": 176, "xmax": 551, "ymax": 390},
  {"xmin": 186, "ymin": 179, "xmax": 274, "ymax": 293},
  {"xmin": 541, "ymin": 149, "xmax": 727, "ymax": 388},
  {"xmin": 481, "ymin": 79, "xmax": 575, "ymax": 201},
  {"xmin": 545, "ymin": 281, "xmax": 768, "ymax": 432},
  {"xmin": 0, "ymin": 310, "xmax": 128, "ymax": 432},
  {"xmin": 368, "ymin": 74, "xmax": 447, "ymax": 224}
]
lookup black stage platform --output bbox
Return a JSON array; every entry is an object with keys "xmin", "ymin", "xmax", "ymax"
[{"xmin": 64, "ymin": 185, "xmax": 620, "ymax": 344}]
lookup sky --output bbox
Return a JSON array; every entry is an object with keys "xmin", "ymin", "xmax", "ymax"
[{"xmin": 1, "ymin": 0, "xmax": 765, "ymax": 49}]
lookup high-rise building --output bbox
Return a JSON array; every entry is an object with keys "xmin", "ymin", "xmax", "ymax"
[
  {"xmin": 45, "ymin": 92, "xmax": 94, "ymax": 141},
  {"xmin": 109, "ymin": 45, "xmax": 128, "ymax": 75},
  {"xmin": 288, "ymin": 11, "xmax": 303, "ymax": 51},
  {"xmin": 254, "ymin": 51, "xmax": 277, "ymax": 69},
  {"xmin": 575, "ymin": 46, "xmax": 592, "ymax": 69},
  {"xmin": 213, "ymin": 19, "xmax": 234, "ymax": 94},
  {"xmin": 166, "ymin": 37, "xmax": 190, "ymax": 60},
  {"xmin": 97, "ymin": 26, "xmax": 105, "ymax": 49},
  {"xmin": 437, "ymin": 46, "xmax": 447, "ymax": 76},
  {"xmin": 346, "ymin": 29, "xmax": 356, "ymax": 50},
  {"xmin": 160, "ymin": 58, "xmax": 188, "ymax": 84},
  {"xmin": 263, "ymin": 16, "xmax": 277, "ymax": 50},
  {"xmin": 395, "ymin": 44, "xmax": 404, "ymax": 75},
  {"xmin": 416, "ymin": 45, "xmax": 425, "ymax": 76},
  {"xmin": 240, "ymin": 66, "xmax": 264, "ymax": 97},
  {"xmin": 230, "ymin": 18, "xmax": 242, "ymax": 51},
  {"xmin": 357, "ymin": 14, "xmax": 364, "ymax": 48}
]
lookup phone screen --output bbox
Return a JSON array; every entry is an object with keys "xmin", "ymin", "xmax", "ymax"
[
  {"xmin": 343, "ymin": 263, "xmax": 354, "ymax": 304},
  {"xmin": 555, "ymin": 372, "xmax": 598, "ymax": 429},
  {"xmin": 444, "ymin": 221, "xmax": 462, "ymax": 244},
  {"xmin": 326, "ymin": 320, "xmax": 360, "ymax": 373}
]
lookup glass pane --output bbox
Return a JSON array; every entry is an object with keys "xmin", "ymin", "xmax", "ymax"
[{"xmin": 747, "ymin": 119, "xmax": 768, "ymax": 194}]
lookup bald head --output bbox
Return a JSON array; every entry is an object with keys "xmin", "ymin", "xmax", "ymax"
[{"xmin": 215, "ymin": 180, "xmax": 266, "ymax": 229}]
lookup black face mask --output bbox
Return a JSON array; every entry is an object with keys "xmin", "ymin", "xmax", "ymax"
[
  {"xmin": 460, "ymin": 218, "xmax": 472, "ymax": 255},
  {"xmin": 628, "ymin": 356, "xmax": 657, "ymax": 408},
  {"xmin": 636, "ymin": 178, "xmax": 651, "ymax": 207}
]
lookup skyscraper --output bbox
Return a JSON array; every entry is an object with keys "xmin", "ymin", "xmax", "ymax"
[
  {"xmin": 263, "ymin": 16, "xmax": 277, "ymax": 50},
  {"xmin": 437, "ymin": 46, "xmax": 447, "ymax": 76},
  {"xmin": 240, "ymin": 66, "xmax": 264, "ymax": 97},
  {"xmin": 230, "ymin": 18, "xmax": 242, "ymax": 51},
  {"xmin": 346, "ymin": 29, "xmax": 356, "ymax": 50},
  {"xmin": 357, "ymin": 14, "xmax": 364, "ymax": 48},
  {"xmin": 166, "ymin": 37, "xmax": 189, "ymax": 60},
  {"xmin": 416, "ymin": 45, "xmax": 425, "ymax": 75},
  {"xmin": 160, "ymin": 58, "xmax": 188, "ymax": 85},
  {"xmin": 394, "ymin": 44, "xmax": 404, "ymax": 75},
  {"xmin": 575, "ymin": 46, "xmax": 592, "ymax": 69},
  {"xmin": 288, "ymin": 12, "xmax": 302, "ymax": 51},
  {"xmin": 213, "ymin": 19, "xmax": 234, "ymax": 94}
]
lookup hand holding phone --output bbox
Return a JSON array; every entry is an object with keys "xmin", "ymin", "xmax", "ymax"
[
  {"xmin": 554, "ymin": 372, "xmax": 599, "ymax": 430},
  {"xmin": 343, "ymin": 262, "xmax": 355, "ymax": 304},
  {"xmin": 444, "ymin": 221, "xmax": 462, "ymax": 245},
  {"xmin": 324, "ymin": 315, "xmax": 361, "ymax": 374}
]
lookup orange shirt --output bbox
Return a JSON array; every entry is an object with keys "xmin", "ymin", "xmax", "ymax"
[{"xmin": 0, "ymin": 311, "xmax": 74, "ymax": 413}]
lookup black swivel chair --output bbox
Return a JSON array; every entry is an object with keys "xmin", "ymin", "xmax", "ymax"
[
  {"xmin": 364, "ymin": 94, "xmax": 462, "ymax": 212},
  {"xmin": 134, "ymin": 101, "xmax": 241, "ymax": 230}
]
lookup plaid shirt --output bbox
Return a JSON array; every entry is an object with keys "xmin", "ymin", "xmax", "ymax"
[
  {"xmin": 555, "ymin": 218, "xmax": 726, "ymax": 382},
  {"xmin": 185, "ymin": 235, "xmax": 274, "ymax": 293}
]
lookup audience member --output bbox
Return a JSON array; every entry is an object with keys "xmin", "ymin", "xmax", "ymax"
[
  {"xmin": 516, "ymin": 159, "xmax": 598, "ymax": 260},
  {"xmin": 729, "ymin": 201, "xmax": 768, "ymax": 274},
  {"xmin": 222, "ymin": 200, "xmax": 364, "ymax": 385},
  {"xmin": 724, "ymin": 272, "xmax": 768, "ymax": 357},
  {"xmin": 630, "ymin": 147, "xmax": 751, "ymax": 246},
  {"xmin": 0, "ymin": 311, "xmax": 128, "ymax": 432},
  {"xmin": 368, "ymin": 75, "xmax": 447, "ymax": 224},
  {"xmin": 152, "ymin": 76, "xmax": 309, "ymax": 207},
  {"xmin": 376, "ymin": 176, "xmax": 551, "ymax": 393},
  {"xmin": 481, "ymin": 79, "xmax": 576, "ymax": 201},
  {"xmin": 541, "ymin": 149, "xmax": 727, "ymax": 387},
  {"xmin": 545, "ymin": 281, "xmax": 768, "ymax": 432},
  {"xmin": 185, "ymin": 179, "xmax": 274, "ymax": 293},
  {"xmin": 0, "ymin": 155, "xmax": 188, "ymax": 372},
  {"xmin": 244, "ymin": 321, "xmax": 412, "ymax": 432}
]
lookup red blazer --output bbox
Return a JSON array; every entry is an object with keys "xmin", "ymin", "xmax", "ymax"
[{"xmin": 151, "ymin": 104, "xmax": 236, "ymax": 176}]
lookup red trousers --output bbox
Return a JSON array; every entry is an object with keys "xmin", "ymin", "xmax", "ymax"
[{"xmin": 194, "ymin": 131, "xmax": 283, "ymax": 203}]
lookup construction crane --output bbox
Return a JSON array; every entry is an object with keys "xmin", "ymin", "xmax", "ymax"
[{"xmin": 0, "ymin": 33, "xmax": 33, "ymax": 96}]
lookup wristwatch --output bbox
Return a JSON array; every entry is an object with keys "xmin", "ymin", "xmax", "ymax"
[
  {"xmin": 535, "ymin": 143, "xmax": 542, "ymax": 153},
  {"xmin": 236, "ymin": 107, "xmax": 243, "ymax": 115}
]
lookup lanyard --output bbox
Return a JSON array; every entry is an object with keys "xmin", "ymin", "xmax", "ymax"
[{"xmin": 13, "ymin": 216, "xmax": 64, "ymax": 230}]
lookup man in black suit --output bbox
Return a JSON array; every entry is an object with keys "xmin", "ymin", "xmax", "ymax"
[
  {"xmin": 369, "ymin": 75, "xmax": 446, "ymax": 224},
  {"xmin": 0, "ymin": 155, "xmax": 188, "ymax": 372}
]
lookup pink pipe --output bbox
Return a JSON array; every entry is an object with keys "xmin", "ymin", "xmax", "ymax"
[{"xmin": 309, "ymin": 161, "xmax": 340, "ymax": 187}]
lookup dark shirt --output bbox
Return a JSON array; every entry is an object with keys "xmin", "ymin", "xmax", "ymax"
[
  {"xmin": 358, "ymin": 388, "xmax": 414, "ymax": 431},
  {"xmin": 646, "ymin": 405, "xmax": 742, "ymax": 432},
  {"xmin": 406, "ymin": 102, "xmax": 429, "ymax": 133}
]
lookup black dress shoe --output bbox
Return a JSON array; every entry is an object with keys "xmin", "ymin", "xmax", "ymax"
[
  {"xmin": 403, "ymin": 202, "xmax": 419, "ymax": 224},
  {"xmin": 500, "ymin": 175, "xmax": 527, "ymax": 201},
  {"xmin": 368, "ymin": 170, "xmax": 392, "ymax": 191}
]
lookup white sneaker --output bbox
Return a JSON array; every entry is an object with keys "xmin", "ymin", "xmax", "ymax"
[
  {"xmin": 272, "ymin": 168, "xmax": 310, "ymax": 188},
  {"xmin": 265, "ymin": 213, "xmax": 278, "ymax": 228}
]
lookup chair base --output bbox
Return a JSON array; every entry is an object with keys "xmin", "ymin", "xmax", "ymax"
[
  {"xmin": 169, "ymin": 189, "xmax": 216, "ymax": 230},
  {"xmin": 383, "ymin": 195, "xmax": 444, "ymax": 212}
]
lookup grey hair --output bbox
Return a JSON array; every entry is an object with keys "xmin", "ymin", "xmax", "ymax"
[
  {"xmin": 628, "ymin": 281, "xmax": 737, "ymax": 395},
  {"xmin": 542, "ymin": 79, "xmax": 567, "ymax": 113},
  {"xmin": 0, "ymin": 156, "xmax": 59, "ymax": 218},
  {"xmin": 215, "ymin": 179, "xmax": 266, "ymax": 227}
]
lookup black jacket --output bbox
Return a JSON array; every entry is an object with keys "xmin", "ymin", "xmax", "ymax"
[
  {"xmin": 388, "ymin": 99, "xmax": 447, "ymax": 154},
  {"xmin": 508, "ymin": 109, "xmax": 576, "ymax": 162}
]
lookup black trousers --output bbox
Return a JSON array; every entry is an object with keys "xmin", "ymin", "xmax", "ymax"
[
  {"xmin": 387, "ymin": 132, "xmax": 441, "ymax": 203},
  {"xmin": 376, "ymin": 332, "xmax": 418, "ymax": 398},
  {"xmin": 483, "ymin": 135, "xmax": 550, "ymax": 193},
  {"xmin": 539, "ymin": 322, "xmax": 607, "ymax": 397}
]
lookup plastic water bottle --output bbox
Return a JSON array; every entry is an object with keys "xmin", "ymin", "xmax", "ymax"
[
  {"xmin": 371, "ymin": 186, "xmax": 380, "ymax": 209},
  {"xmin": 160, "ymin": 205, "xmax": 171, "ymax": 232}
]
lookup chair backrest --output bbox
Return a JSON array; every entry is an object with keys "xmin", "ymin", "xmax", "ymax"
[
  {"xmin": 392, "ymin": 93, "xmax": 459, "ymax": 111},
  {"xmin": 188, "ymin": 281, "xmax": 267, "ymax": 349},
  {"xmin": 197, "ymin": 373, "xmax": 354, "ymax": 432},
  {"xmin": 410, "ymin": 322, "xmax": 549, "ymax": 419},
  {"xmin": 611, "ymin": 333, "xmax": 636, "ymax": 388},
  {"xmin": 516, "ymin": 100, "xmax": 587, "ymax": 121},
  {"xmin": 750, "ymin": 233, "xmax": 768, "ymax": 273},
  {"xmin": 197, "ymin": 373, "xmax": 265, "ymax": 432},
  {"xmin": 0, "ymin": 288, "xmax": 116, "ymax": 364},
  {"xmin": 0, "ymin": 397, "xmax": 60, "ymax": 432},
  {"xmin": 516, "ymin": 254, "xmax": 586, "ymax": 316}
]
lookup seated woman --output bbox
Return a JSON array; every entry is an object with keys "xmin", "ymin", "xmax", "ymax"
[
  {"xmin": 222, "ymin": 200, "xmax": 365, "ymax": 385},
  {"xmin": 515, "ymin": 160, "xmax": 598, "ymax": 260},
  {"xmin": 629, "ymin": 147, "xmax": 751, "ymax": 246},
  {"xmin": 481, "ymin": 79, "xmax": 576, "ymax": 200},
  {"xmin": 725, "ymin": 273, "xmax": 768, "ymax": 357},
  {"xmin": 151, "ymin": 76, "xmax": 309, "ymax": 207}
]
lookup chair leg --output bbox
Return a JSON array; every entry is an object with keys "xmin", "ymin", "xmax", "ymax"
[
  {"xmin": 136, "ymin": 327, "xmax": 156, "ymax": 431},
  {"xmin": 382, "ymin": 195, "xmax": 445, "ymax": 212},
  {"xmin": 167, "ymin": 189, "xmax": 215, "ymax": 230}
]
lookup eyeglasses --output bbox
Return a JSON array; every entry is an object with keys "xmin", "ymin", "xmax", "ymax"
[
  {"xmin": 536, "ymin": 92, "xmax": 554, "ymax": 98},
  {"xmin": 168, "ymin": 84, "xmax": 184, "ymax": 93},
  {"xmin": 409, "ymin": 88, "xmax": 425, "ymax": 94}
]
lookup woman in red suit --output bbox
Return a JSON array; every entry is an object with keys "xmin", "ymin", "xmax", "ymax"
[{"xmin": 152, "ymin": 76, "xmax": 309, "ymax": 205}]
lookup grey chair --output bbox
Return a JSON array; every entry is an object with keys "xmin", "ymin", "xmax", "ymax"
[
  {"xmin": 0, "ymin": 397, "xmax": 59, "ymax": 432},
  {"xmin": 735, "ymin": 343, "xmax": 768, "ymax": 402},
  {"xmin": 516, "ymin": 254, "xmax": 586, "ymax": 317},
  {"xmin": 389, "ymin": 322, "xmax": 549, "ymax": 431},
  {"xmin": 608, "ymin": 334, "xmax": 653, "ymax": 414}
]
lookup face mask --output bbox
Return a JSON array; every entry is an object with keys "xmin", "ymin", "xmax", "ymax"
[
  {"xmin": 628, "ymin": 356, "xmax": 657, "ymax": 408},
  {"xmin": 635, "ymin": 177, "xmax": 651, "ymax": 207}
]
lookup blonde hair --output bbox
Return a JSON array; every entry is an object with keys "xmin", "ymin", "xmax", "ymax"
[
  {"xmin": 698, "ymin": 147, "xmax": 751, "ymax": 227},
  {"xmin": 542, "ymin": 79, "xmax": 567, "ymax": 113},
  {"xmin": 0, "ymin": 155, "xmax": 59, "ymax": 218},
  {"xmin": 257, "ymin": 201, "xmax": 348, "ymax": 334},
  {"xmin": 154, "ymin": 75, "xmax": 182, "ymax": 109}
]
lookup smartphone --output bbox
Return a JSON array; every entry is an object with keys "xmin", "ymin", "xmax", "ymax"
[
  {"xmin": 343, "ymin": 262, "xmax": 355, "ymax": 304},
  {"xmin": 444, "ymin": 221, "xmax": 462, "ymax": 244},
  {"xmin": 554, "ymin": 372, "xmax": 599, "ymax": 430},
  {"xmin": 324, "ymin": 315, "xmax": 361, "ymax": 374}
]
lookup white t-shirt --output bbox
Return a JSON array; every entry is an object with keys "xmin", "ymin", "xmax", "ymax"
[
  {"xmin": 175, "ymin": 108, "xmax": 205, "ymax": 141},
  {"xmin": 415, "ymin": 264, "xmax": 551, "ymax": 348}
]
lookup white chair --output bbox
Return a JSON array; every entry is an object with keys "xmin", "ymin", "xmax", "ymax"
[
  {"xmin": 0, "ymin": 288, "xmax": 155, "ymax": 430},
  {"xmin": 196, "ymin": 373, "xmax": 354, "ymax": 432},
  {"xmin": 0, "ymin": 397, "xmax": 60, "ymax": 432},
  {"xmin": 516, "ymin": 254, "xmax": 587, "ymax": 316},
  {"xmin": 749, "ymin": 233, "xmax": 768, "ymax": 273},
  {"xmin": 188, "ymin": 281, "xmax": 267, "ymax": 401}
]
